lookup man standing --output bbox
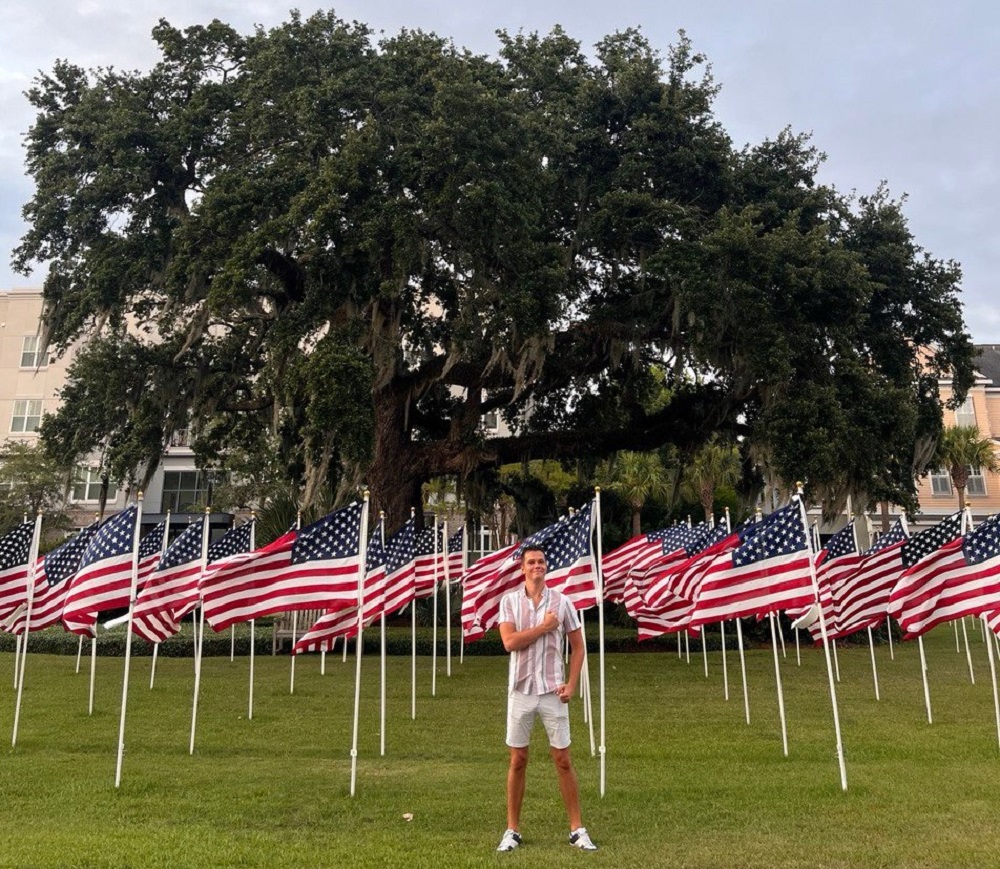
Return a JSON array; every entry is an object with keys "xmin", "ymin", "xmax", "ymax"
[{"xmin": 495, "ymin": 544, "xmax": 597, "ymax": 852}]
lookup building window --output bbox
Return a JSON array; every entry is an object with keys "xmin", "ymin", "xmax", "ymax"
[
  {"xmin": 482, "ymin": 410, "xmax": 499, "ymax": 431},
  {"xmin": 967, "ymin": 467, "xmax": 987, "ymax": 497},
  {"xmin": 929, "ymin": 469, "xmax": 952, "ymax": 496},
  {"xmin": 20, "ymin": 336, "xmax": 47, "ymax": 369},
  {"xmin": 72, "ymin": 467, "xmax": 117, "ymax": 502},
  {"xmin": 161, "ymin": 470, "xmax": 223, "ymax": 512},
  {"xmin": 955, "ymin": 397, "xmax": 977, "ymax": 428},
  {"xmin": 10, "ymin": 399, "xmax": 42, "ymax": 433}
]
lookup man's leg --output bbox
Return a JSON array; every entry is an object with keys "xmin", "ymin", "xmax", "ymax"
[
  {"xmin": 506, "ymin": 746, "xmax": 529, "ymax": 831},
  {"xmin": 550, "ymin": 746, "xmax": 582, "ymax": 831}
]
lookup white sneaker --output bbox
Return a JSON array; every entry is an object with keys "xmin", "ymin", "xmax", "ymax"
[
  {"xmin": 497, "ymin": 829, "xmax": 522, "ymax": 852},
  {"xmin": 569, "ymin": 827, "xmax": 597, "ymax": 851}
]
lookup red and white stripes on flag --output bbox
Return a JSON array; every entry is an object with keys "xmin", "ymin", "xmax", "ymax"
[
  {"xmin": 688, "ymin": 503, "xmax": 815, "ymax": 629},
  {"xmin": 0, "ymin": 522, "xmax": 36, "ymax": 621},
  {"xmin": 201, "ymin": 502, "xmax": 366, "ymax": 631},
  {"xmin": 601, "ymin": 524, "xmax": 700, "ymax": 603},
  {"xmin": 293, "ymin": 517, "xmax": 416, "ymax": 654},
  {"xmin": 621, "ymin": 574, "xmax": 694, "ymax": 641},
  {"xmin": 828, "ymin": 518, "xmax": 908, "ymax": 638},
  {"xmin": 62, "ymin": 507, "xmax": 139, "ymax": 637},
  {"xmin": 888, "ymin": 512, "xmax": 1000, "ymax": 638}
]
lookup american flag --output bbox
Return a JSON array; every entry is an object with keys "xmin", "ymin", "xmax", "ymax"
[
  {"xmin": 644, "ymin": 522, "xmax": 739, "ymax": 609},
  {"xmin": 828, "ymin": 518, "xmax": 908, "ymax": 638},
  {"xmin": 446, "ymin": 526, "xmax": 465, "ymax": 584},
  {"xmin": 62, "ymin": 507, "xmax": 139, "ymax": 637},
  {"xmin": 4, "ymin": 523, "xmax": 99, "ymax": 634},
  {"xmin": 293, "ymin": 522, "xmax": 389, "ymax": 654},
  {"xmin": 459, "ymin": 541, "xmax": 519, "ymax": 644},
  {"xmin": 131, "ymin": 517, "xmax": 208, "ymax": 643},
  {"xmin": 889, "ymin": 512, "xmax": 1000, "ymax": 638},
  {"xmin": 689, "ymin": 503, "xmax": 815, "ymax": 629},
  {"xmin": 0, "ymin": 522, "xmax": 37, "ymax": 621},
  {"xmin": 209, "ymin": 521, "xmax": 253, "ymax": 562},
  {"xmin": 380, "ymin": 518, "xmax": 417, "ymax": 616},
  {"xmin": 202, "ymin": 502, "xmax": 365, "ymax": 631},
  {"xmin": 413, "ymin": 524, "xmax": 442, "ymax": 599},
  {"xmin": 790, "ymin": 521, "xmax": 858, "ymax": 639},
  {"xmin": 620, "ymin": 574, "xmax": 694, "ymax": 641},
  {"xmin": 461, "ymin": 503, "xmax": 598, "ymax": 644},
  {"xmin": 136, "ymin": 520, "xmax": 167, "ymax": 586},
  {"xmin": 601, "ymin": 524, "xmax": 701, "ymax": 603}
]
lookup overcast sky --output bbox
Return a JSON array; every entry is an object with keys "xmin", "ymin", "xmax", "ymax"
[{"xmin": 2, "ymin": 1, "xmax": 997, "ymax": 342}]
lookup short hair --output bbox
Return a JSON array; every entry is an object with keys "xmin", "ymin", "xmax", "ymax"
[{"xmin": 520, "ymin": 545, "xmax": 545, "ymax": 562}]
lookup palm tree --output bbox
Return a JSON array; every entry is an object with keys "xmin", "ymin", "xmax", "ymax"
[
  {"xmin": 935, "ymin": 425, "xmax": 1000, "ymax": 511},
  {"xmin": 683, "ymin": 437, "xmax": 742, "ymax": 523},
  {"xmin": 605, "ymin": 451, "xmax": 675, "ymax": 536}
]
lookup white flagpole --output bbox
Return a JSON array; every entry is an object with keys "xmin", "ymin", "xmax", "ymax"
[
  {"xmin": 410, "ymin": 507, "xmax": 417, "ymax": 721},
  {"xmin": 350, "ymin": 492, "xmax": 371, "ymax": 797},
  {"xmin": 720, "ymin": 621, "xmax": 729, "ymax": 700},
  {"xmin": 982, "ymin": 615, "xmax": 1000, "ymax": 750},
  {"xmin": 114, "ymin": 496, "xmax": 144, "ymax": 787},
  {"xmin": 736, "ymin": 618, "xmax": 750, "ymax": 724},
  {"xmin": 75, "ymin": 635, "xmax": 83, "ymax": 674},
  {"xmin": 289, "ymin": 511, "xmax": 302, "ymax": 695},
  {"xmin": 431, "ymin": 516, "xmax": 439, "ymax": 697},
  {"xmin": 832, "ymin": 639, "xmax": 841, "ymax": 682},
  {"xmin": 150, "ymin": 510, "xmax": 171, "ymax": 689},
  {"xmin": 189, "ymin": 507, "xmax": 211, "ymax": 755},
  {"xmin": 768, "ymin": 611, "xmax": 789, "ymax": 756},
  {"xmin": 962, "ymin": 618, "xmax": 975, "ymax": 683},
  {"xmin": 867, "ymin": 626, "xmax": 881, "ymax": 700},
  {"xmin": 248, "ymin": 516, "xmax": 257, "ymax": 720},
  {"xmin": 580, "ymin": 612, "xmax": 596, "ymax": 756},
  {"xmin": 11, "ymin": 511, "xmax": 43, "ymax": 748},
  {"xmin": 379, "ymin": 513, "xmax": 387, "ymax": 757},
  {"xmin": 796, "ymin": 489, "xmax": 848, "ymax": 791},
  {"xmin": 593, "ymin": 490, "xmax": 607, "ymax": 797},
  {"xmin": 918, "ymin": 636, "xmax": 933, "ymax": 723},
  {"xmin": 443, "ymin": 523, "xmax": 451, "ymax": 676},
  {"xmin": 87, "ymin": 636, "xmax": 97, "ymax": 715}
]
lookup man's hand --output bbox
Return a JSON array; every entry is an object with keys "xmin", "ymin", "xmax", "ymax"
[
  {"xmin": 555, "ymin": 682, "xmax": 575, "ymax": 703},
  {"xmin": 541, "ymin": 611, "xmax": 559, "ymax": 633}
]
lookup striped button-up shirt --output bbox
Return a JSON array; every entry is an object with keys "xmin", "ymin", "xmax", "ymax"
[{"xmin": 499, "ymin": 586, "xmax": 580, "ymax": 695}]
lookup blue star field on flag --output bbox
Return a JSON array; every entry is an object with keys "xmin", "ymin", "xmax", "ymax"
[
  {"xmin": 901, "ymin": 512, "xmax": 962, "ymax": 568},
  {"xmin": 539, "ymin": 502, "xmax": 593, "ymax": 572},
  {"xmin": 385, "ymin": 519, "xmax": 415, "ymax": 574},
  {"xmin": 651, "ymin": 524, "xmax": 701, "ymax": 554},
  {"xmin": 731, "ymin": 504, "xmax": 807, "ymax": 568},
  {"xmin": 0, "ymin": 522, "xmax": 34, "ymax": 570},
  {"xmin": 291, "ymin": 502, "xmax": 364, "ymax": 564},
  {"xmin": 157, "ymin": 518, "xmax": 205, "ymax": 571},
  {"xmin": 414, "ymin": 526, "xmax": 438, "ymax": 557},
  {"xmin": 825, "ymin": 522, "xmax": 858, "ymax": 561},
  {"xmin": 963, "ymin": 512, "xmax": 1000, "ymax": 565},
  {"xmin": 44, "ymin": 523, "xmax": 99, "ymax": 586},
  {"xmin": 79, "ymin": 506, "xmax": 137, "ymax": 570},
  {"xmin": 138, "ymin": 521, "xmax": 166, "ymax": 560},
  {"xmin": 366, "ymin": 521, "xmax": 387, "ymax": 573},
  {"xmin": 447, "ymin": 527, "xmax": 463, "ymax": 555},
  {"xmin": 864, "ymin": 518, "xmax": 908, "ymax": 556},
  {"xmin": 208, "ymin": 521, "xmax": 253, "ymax": 563}
]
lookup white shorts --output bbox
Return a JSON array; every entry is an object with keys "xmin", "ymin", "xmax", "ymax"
[{"xmin": 506, "ymin": 689, "xmax": 571, "ymax": 750}]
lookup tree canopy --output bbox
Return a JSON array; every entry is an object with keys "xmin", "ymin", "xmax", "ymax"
[{"xmin": 14, "ymin": 13, "xmax": 974, "ymax": 528}]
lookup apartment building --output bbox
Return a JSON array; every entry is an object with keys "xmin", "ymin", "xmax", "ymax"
[
  {"xmin": 0, "ymin": 288, "xmax": 231, "ymax": 532},
  {"xmin": 912, "ymin": 344, "xmax": 1000, "ymax": 524}
]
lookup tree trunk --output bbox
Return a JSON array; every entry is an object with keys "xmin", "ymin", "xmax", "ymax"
[
  {"xmin": 367, "ymin": 388, "xmax": 424, "ymax": 532},
  {"xmin": 631, "ymin": 508, "xmax": 641, "ymax": 537}
]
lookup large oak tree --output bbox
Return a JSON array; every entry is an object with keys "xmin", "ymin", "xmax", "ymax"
[{"xmin": 14, "ymin": 13, "xmax": 974, "ymax": 528}]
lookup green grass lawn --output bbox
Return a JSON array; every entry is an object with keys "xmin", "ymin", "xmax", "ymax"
[{"xmin": 2, "ymin": 625, "xmax": 1000, "ymax": 868}]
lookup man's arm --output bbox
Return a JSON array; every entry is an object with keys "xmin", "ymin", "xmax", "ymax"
[
  {"xmin": 556, "ymin": 627, "xmax": 584, "ymax": 703},
  {"xmin": 498, "ymin": 611, "xmax": 559, "ymax": 652}
]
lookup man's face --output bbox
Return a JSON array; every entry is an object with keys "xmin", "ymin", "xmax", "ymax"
[{"xmin": 521, "ymin": 550, "xmax": 547, "ymax": 582}]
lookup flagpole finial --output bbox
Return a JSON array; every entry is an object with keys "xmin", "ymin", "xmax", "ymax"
[
  {"xmin": 204, "ymin": 505, "xmax": 211, "ymax": 515},
  {"xmin": 594, "ymin": 485, "xmax": 601, "ymax": 494},
  {"xmin": 795, "ymin": 481, "xmax": 804, "ymax": 494},
  {"xmin": 363, "ymin": 489, "xmax": 370, "ymax": 500},
  {"xmin": 380, "ymin": 510, "xmax": 386, "ymax": 519}
]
